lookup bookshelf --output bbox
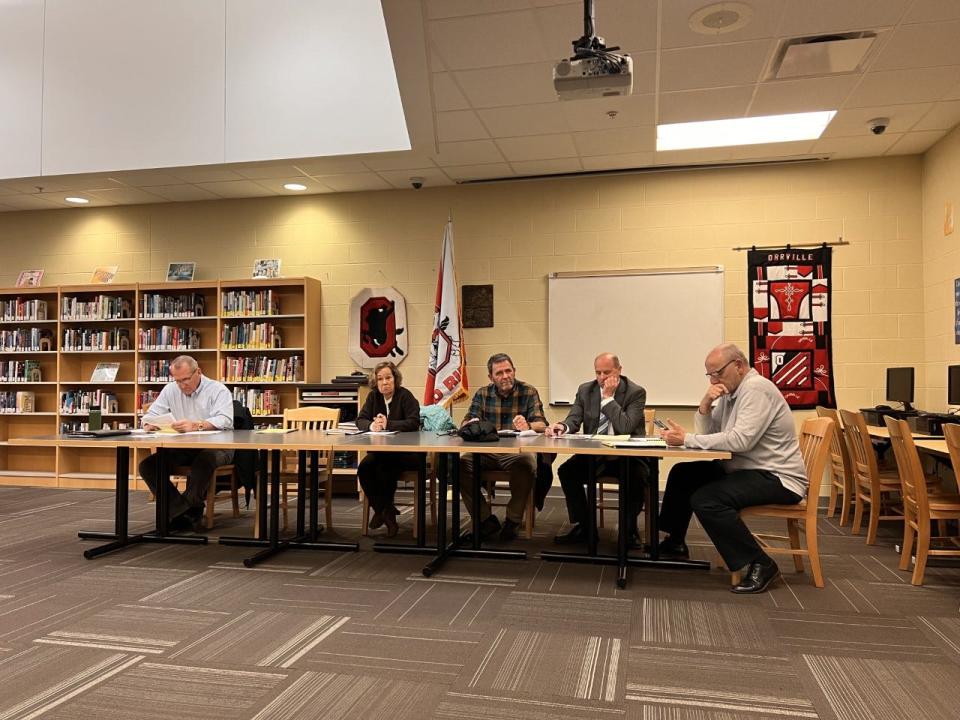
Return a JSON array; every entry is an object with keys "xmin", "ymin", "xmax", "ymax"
[{"xmin": 0, "ymin": 277, "xmax": 321, "ymax": 489}]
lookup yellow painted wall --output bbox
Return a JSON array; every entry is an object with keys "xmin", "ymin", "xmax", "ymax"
[{"xmin": 0, "ymin": 156, "xmax": 924, "ymax": 421}]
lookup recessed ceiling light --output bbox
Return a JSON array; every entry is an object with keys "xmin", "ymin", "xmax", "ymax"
[
  {"xmin": 65, "ymin": 196, "xmax": 90, "ymax": 204},
  {"xmin": 283, "ymin": 183, "xmax": 307, "ymax": 191},
  {"xmin": 689, "ymin": 2, "xmax": 753, "ymax": 36},
  {"xmin": 656, "ymin": 111, "xmax": 837, "ymax": 151}
]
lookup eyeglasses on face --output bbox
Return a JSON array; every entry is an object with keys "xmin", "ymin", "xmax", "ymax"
[
  {"xmin": 705, "ymin": 359, "xmax": 737, "ymax": 378},
  {"xmin": 173, "ymin": 368, "xmax": 198, "ymax": 385}
]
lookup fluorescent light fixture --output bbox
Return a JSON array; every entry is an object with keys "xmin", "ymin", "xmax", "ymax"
[
  {"xmin": 64, "ymin": 196, "xmax": 90, "ymax": 204},
  {"xmin": 657, "ymin": 111, "xmax": 836, "ymax": 151},
  {"xmin": 283, "ymin": 183, "xmax": 307, "ymax": 191}
]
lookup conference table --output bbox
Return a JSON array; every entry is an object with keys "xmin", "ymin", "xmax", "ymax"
[
  {"xmin": 865, "ymin": 424, "xmax": 950, "ymax": 459},
  {"xmin": 10, "ymin": 430, "xmax": 730, "ymax": 587}
]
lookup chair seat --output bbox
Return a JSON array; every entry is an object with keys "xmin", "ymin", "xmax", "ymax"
[
  {"xmin": 928, "ymin": 494, "xmax": 960, "ymax": 511},
  {"xmin": 741, "ymin": 501, "xmax": 806, "ymax": 517}
]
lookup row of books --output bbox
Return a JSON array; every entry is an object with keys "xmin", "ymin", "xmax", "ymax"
[
  {"xmin": 59, "ymin": 390, "xmax": 119, "ymax": 414},
  {"xmin": 61, "ymin": 296, "xmax": 133, "ymax": 321},
  {"xmin": 136, "ymin": 360, "xmax": 173, "ymax": 383},
  {"xmin": 138, "ymin": 326, "xmax": 201, "ymax": 351},
  {"xmin": 0, "ymin": 328, "xmax": 54, "ymax": 352},
  {"xmin": 221, "ymin": 355, "xmax": 302, "ymax": 382},
  {"xmin": 136, "ymin": 390, "xmax": 161, "ymax": 411},
  {"xmin": 0, "ymin": 391, "xmax": 35, "ymax": 413},
  {"xmin": 60, "ymin": 420, "xmax": 133, "ymax": 433},
  {"xmin": 1, "ymin": 298, "xmax": 48, "ymax": 322},
  {"xmin": 221, "ymin": 322, "xmax": 282, "ymax": 349},
  {"xmin": 0, "ymin": 359, "xmax": 42, "ymax": 382},
  {"xmin": 232, "ymin": 387, "xmax": 281, "ymax": 416},
  {"xmin": 141, "ymin": 293, "xmax": 206, "ymax": 319},
  {"xmin": 62, "ymin": 328, "xmax": 130, "ymax": 352},
  {"xmin": 221, "ymin": 290, "xmax": 280, "ymax": 317}
]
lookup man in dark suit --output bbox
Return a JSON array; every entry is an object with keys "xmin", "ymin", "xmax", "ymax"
[{"xmin": 547, "ymin": 353, "xmax": 649, "ymax": 544}]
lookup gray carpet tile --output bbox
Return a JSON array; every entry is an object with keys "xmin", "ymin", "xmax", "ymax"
[
  {"xmin": 433, "ymin": 689, "xmax": 627, "ymax": 720},
  {"xmin": 498, "ymin": 590, "xmax": 633, "ymax": 637},
  {"xmin": 631, "ymin": 597, "xmax": 776, "ymax": 650}
]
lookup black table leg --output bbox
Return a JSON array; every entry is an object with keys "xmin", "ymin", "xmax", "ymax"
[
  {"xmin": 586, "ymin": 457, "xmax": 598, "ymax": 556},
  {"xmin": 220, "ymin": 450, "xmax": 270, "ymax": 547},
  {"xmin": 617, "ymin": 459, "xmax": 630, "ymax": 588},
  {"xmin": 296, "ymin": 450, "xmax": 307, "ymax": 537},
  {"xmin": 286, "ymin": 449, "xmax": 357, "ymax": 554}
]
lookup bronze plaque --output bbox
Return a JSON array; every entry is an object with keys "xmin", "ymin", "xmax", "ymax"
[{"xmin": 462, "ymin": 284, "xmax": 493, "ymax": 328}]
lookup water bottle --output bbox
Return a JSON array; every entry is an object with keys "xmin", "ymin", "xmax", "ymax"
[{"xmin": 89, "ymin": 404, "xmax": 102, "ymax": 431}]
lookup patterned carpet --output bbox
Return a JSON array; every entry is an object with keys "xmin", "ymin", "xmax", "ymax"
[{"xmin": 1, "ymin": 484, "xmax": 959, "ymax": 720}]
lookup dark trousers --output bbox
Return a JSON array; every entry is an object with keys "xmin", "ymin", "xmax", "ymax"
[
  {"xmin": 139, "ymin": 448, "xmax": 234, "ymax": 521},
  {"xmin": 357, "ymin": 452, "xmax": 421, "ymax": 513},
  {"xmin": 558, "ymin": 455, "xmax": 649, "ymax": 529},
  {"xmin": 658, "ymin": 460, "xmax": 802, "ymax": 570}
]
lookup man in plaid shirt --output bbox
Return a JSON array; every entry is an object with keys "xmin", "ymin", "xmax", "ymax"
[{"xmin": 460, "ymin": 353, "xmax": 547, "ymax": 541}]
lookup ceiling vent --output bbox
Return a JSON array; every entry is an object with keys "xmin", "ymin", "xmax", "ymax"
[{"xmin": 770, "ymin": 32, "xmax": 877, "ymax": 80}]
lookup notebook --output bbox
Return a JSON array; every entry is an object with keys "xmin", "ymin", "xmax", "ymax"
[{"xmin": 65, "ymin": 428, "xmax": 133, "ymax": 439}]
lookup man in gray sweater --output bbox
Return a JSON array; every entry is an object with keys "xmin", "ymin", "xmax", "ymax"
[{"xmin": 658, "ymin": 343, "xmax": 806, "ymax": 593}]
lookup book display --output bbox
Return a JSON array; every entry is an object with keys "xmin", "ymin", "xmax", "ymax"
[{"xmin": 0, "ymin": 277, "xmax": 320, "ymax": 489}]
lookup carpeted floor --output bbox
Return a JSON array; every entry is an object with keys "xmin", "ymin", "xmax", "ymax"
[{"xmin": 1, "ymin": 484, "xmax": 959, "ymax": 720}]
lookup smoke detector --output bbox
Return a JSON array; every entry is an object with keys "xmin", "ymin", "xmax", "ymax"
[{"xmin": 689, "ymin": 2, "xmax": 753, "ymax": 36}]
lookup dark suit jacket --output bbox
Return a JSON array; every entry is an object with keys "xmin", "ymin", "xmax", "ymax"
[
  {"xmin": 356, "ymin": 386, "xmax": 420, "ymax": 432},
  {"xmin": 561, "ymin": 375, "xmax": 646, "ymax": 435}
]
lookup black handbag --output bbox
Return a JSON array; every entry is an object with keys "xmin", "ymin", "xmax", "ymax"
[{"xmin": 458, "ymin": 420, "xmax": 500, "ymax": 442}]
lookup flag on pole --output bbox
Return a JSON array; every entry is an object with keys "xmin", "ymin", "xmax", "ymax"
[{"xmin": 424, "ymin": 220, "xmax": 468, "ymax": 406}]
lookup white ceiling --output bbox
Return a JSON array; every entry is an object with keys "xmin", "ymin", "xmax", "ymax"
[{"xmin": 2, "ymin": 0, "xmax": 959, "ymax": 212}]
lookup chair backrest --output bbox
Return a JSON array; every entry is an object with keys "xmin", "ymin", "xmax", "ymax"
[
  {"xmin": 232, "ymin": 400, "xmax": 255, "ymax": 430},
  {"xmin": 884, "ymin": 416, "xmax": 928, "ymax": 522},
  {"xmin": 788, "ymin": 416, "xmax": 834, "ymax": 524},
  {"xmin": 283, "ymin": 405, "xmax": 340, "ymax": 431},
  {"xmin": 644, "ymin": 408, "xmax": 656, "ymax": 436},
  {"xmin": 838, "ymin": 409, "xmax": 881, "ymax": 494},
  {"xmin": 816, "ymin": 406, "xmax": 851, "ymax": 490}
]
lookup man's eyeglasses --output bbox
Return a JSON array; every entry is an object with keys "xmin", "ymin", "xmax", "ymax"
[
  {"xmin": 173, "ymin": 369, "xmax": 198, "ymax": 385},
  {"xmin": 705, "ymin": 359, "xmax": 737, "ymax": 379}
]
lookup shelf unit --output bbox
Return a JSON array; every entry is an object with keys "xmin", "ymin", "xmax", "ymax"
[{"xmin": 0, "ymin": 277, "xmax": 321, "ymax": 489}]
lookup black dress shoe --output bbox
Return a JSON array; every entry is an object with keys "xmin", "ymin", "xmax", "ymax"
[
  {"xmin": 554, "ymin": 524, "xmax": 588, "ymax": 544},
  {"xmin": 369, "ymin": 510, "xmax": 384, "ymax": 530},
  {"xmin": 383, "ymin": 507, "xmax": 399, "ymax": 538},
  {"xmin": 480, "ymin": 514, "xmax": 502, "ymax": 540},
  {"xmin": 656, "ymin": 539, "xmax": 690, "ymax": 560},
  {"xmin": 731, "ymin": 559, "xmax": 781, "ymax": 594},
  {"xmin": 168, "ymin": 514, "xmax": 194, "ymax": 532},
  {"xmin": 499, "ymin": 518, "xmax": 520, "ymax": 542}
]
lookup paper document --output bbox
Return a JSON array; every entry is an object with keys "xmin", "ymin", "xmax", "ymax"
[
  {"xmin": 554, "ymin": 433, "xmax": 591, "ymax": 440},
  {"xmin": 594, "ymin": 434, "xmax": 630, "ymax": 441},
  {"xmin": 601, "ymin": 438, "xmax": 667, "ymax": 448},
  {"xmin": 367, "ymin": 430, "xmax": 398, "ymax": 435},
  {"xmin": 498, "ymin": 429, "xmax": 538, "ymax": 437},
  {"xmin": 142, "ymin": 412, "xmax": 177, "ymax": 432},
  {"xmin": 256, "ymin": 428, "xmax": 298, "ymax": 434}
]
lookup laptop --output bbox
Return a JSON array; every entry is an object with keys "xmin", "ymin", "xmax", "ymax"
[{"xmin": 65, "ymin": 428, "xmax": 133, "ymax": 439}]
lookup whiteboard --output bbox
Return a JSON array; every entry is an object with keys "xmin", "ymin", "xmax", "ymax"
[{"xmin": 548, "ymin": 268, "xmax": 724, "ymax": 406}]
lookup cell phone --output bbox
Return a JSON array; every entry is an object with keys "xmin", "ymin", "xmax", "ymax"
[{"xmin": 653, "ymin": 419, "xmax": 668, "ymax": 431}]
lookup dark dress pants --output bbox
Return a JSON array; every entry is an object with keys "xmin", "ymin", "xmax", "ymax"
[
  {"xmin": 658, "ymin": 460, "xmax": 802, "ymax": 570},
  {"xmin": 357, "ymin": 452, "xmax": 421, "ymax": 513},
  {"xmin": 139, "ymin": 448, "xmax": 234, "ymax": 520},
  {"xmin": 558, "ymin": 455, "xmax": 650, "ymax": 530}
]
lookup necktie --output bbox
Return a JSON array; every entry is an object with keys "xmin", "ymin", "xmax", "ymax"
[{"xmin": 597, "ymin": 407, "xmax": 609, "ymax": 435}]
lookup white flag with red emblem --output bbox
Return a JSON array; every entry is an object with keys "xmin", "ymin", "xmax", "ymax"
[{"xmin": 424, "ymin": 220, "xmax": 468, "ymax": 406}]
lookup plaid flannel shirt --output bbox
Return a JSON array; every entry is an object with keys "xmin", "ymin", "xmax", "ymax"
[{"xmin": 465, "ymin": 380, "xmax": 546, "ymax": 430}]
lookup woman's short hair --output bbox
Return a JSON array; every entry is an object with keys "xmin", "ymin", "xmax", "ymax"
[{"xmin": 369, "ymin": 361, "xmax": 402, "ymax": 389}]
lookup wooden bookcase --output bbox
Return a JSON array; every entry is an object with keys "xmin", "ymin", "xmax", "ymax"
[{"xmin": 0, "ymin": 277, "xmax": 321, "ymax": 490}]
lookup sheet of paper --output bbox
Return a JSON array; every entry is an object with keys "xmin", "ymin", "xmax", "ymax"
[
  {"xmin": 367, "ymin": 430, "xmax": 398, "ymax": 435},
  {"xmin": 142, "ymin": 412, "xmax": 176, "ymax": 430},
  {"xmin": 594, "ymin": 434, "xmax": 630, "ymax": 441},
  {"xmin": 255, "ymin": 428, "xmax": 298, "ymax": 434}
]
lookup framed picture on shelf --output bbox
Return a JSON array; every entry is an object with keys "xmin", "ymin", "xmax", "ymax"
[
  {"xmin": 16, "ymin": 269, "xmax": 44, "ymax": 287},
  {"xmin": 90, "ymin": 265, "xmax": 118, "ymax": 284},
  {"xmin": 166, "ymin": 262, "xmax": 196, "ymax": 282},
  {"xmin": 90, "ymin": 362, "xmax": 120, "ymax": 382},
  {"xmin": 252, "ymin": 258, "xmax": 281, "ymax": 279}
]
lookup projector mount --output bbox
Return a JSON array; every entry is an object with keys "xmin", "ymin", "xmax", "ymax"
[{"xmin": 568, "ymin": 0, "xmax": 629, "ymax": 75}]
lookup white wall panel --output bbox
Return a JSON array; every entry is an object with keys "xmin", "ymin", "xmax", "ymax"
[
  {"xmin": 225, "ymin": 0, "xmax": 410, "ymax": 162},
  {"xmin": 41, "ymin": 0, "xmax": 225, "ymax": 175},
  {"xmin": 0, "ymin": 0, "xmax": 43, "ymax": 179}
]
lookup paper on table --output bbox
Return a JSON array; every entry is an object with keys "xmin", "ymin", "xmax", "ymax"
[
  {"xmin": 255, "ymin": 428, "xmax": 298, "ymax": 434},
  {"xmin": 497, "ymin": 429, "xmax": 538, "ymax": 437},
  {"xmin": 593, "ymin": 433, "xmax": 630, "ymax": 441},
  {"xmin": 554, "ymin": 433, "xmax": 591, "ymax": 440},
  {"xmin": 601, "ymin": 438, "xmax": 667, "ymax": 448},
  {"xmin": 367, "ymin": 430, "xmax": 398, "ymax": 435}
]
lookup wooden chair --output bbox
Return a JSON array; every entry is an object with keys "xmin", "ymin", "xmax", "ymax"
[
  {"xmin": 816, "ymin": 406, "xmax": 853, "ymax": 526},
  {"xmin": 482, "ymin": 471, "xmax": 536, "ymax": 538},
  {"xmin": 360, "ymin": 456, "xmax": 437, "ymax": 538},
  {"xmin": 888, "ymin": 419, "xmax": 960, "ymax": 585},
  {"xmin": 735, "ymin": 416, "xmax": 834, "ymax": 588},
  {"xmin": 597, "ymin": 407, "xmax": 656, "ymax": 527},
  {"xmin": 280, "ymin": 406, "xmax": 340, "ymax": 531},
  {"xmin": 839, "ymin": 409, "xmax": 905, "ymax": 544}
]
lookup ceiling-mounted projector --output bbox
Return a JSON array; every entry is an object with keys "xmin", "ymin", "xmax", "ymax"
[{"xmin": 554, "ymin": 0, "xmax": 632, "ymax": 100}]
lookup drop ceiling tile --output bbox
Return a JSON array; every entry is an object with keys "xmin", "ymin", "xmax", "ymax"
[
  {"xmin": 108, "ymin": 170, "xmax": 194, "ymax": 187},
  {"xmin": 169, "ymin": 167, "xmax": 248, "ymax": 184},
  {"xmin": 660, "ymin": 0, "xmax": 786, "ymax": 49},
  {"xmin": 228, "ymin": 163, "xmax": 311, "ymax": 180},
  {"xmin": 85, "ymin": 187, "xmax": 170, "ymax": 205},
  {"xmin": 509, "ymin": 158, "xmax": 583, "ymax": 176},
  {"xmin": 310, "ymin": 173, "xmax": 392, "ymax": 192},
  {"xmin": 581, "ymin": 152, "xmax": 655, "ymax": 170},
  {"xmin": 36, "ymin": 191, "xmax": 107, "ymax": 208},
  {"xmin": 653, "ymin": 147, "xmax": 732, "ymax": 166},
  {"xmin": 442, "ymin": 163, "xmax": 514, "ymax": 181},
  {"xmin": 0, "ymin": 174, "xmax": 114, "ymax": 193},
  {"xmin": 811, "ymin": 132, "xmax": 901, "ymax": 157},
  {"xmin": 903, "ymin": 0, "xmax": 960, "ymax": 22},
  {"xmin": 775, "ymin": 0, "xmax": 911, "ymax": 36},
  {"xmin": 294, "ymin": 157, "xmax": 373, "ymax": 174},
  {"xmin": 750, "ymin": 76, "xmax": 859, "ymax": 116},
  {"xmin": 844, "ymin": 67, "xmax": 959, "ymax": 107},
  {"xmin": 432, "ymin": 72, "xmax": 471, "ymax": 112},
  {"xmin": 573, "ymin": 126, "xmax": 656, "ymax": 156},
  {"xmin": 252, "ymin": 177, "xmax": 333, "ymax": 194},
  {"xmin": 821, "ymin": 104, "xmax": 932, "ymax": 138},
  {"xmin": 660, "ymin": 40, "xmax": 774, "ymax": 92},
  {"xmin": 0, "ymin": 193, "xmax": 65, "ymax": 210},
  {"xmin": 496, "ymin": 133, "xmax": 577, "ymax": 162},
  {"xmin": 913, "ymin": 100, "xmax": 960, "ymax": 131},
  {"xmin": 143, "ymin": 184, "xmax": 223, "ymax": 202},
  {"xmin": 454, "ymin": 63, "xmax": 558, "ymax": 108},
  {"xmin": 724, "ymin": 140, "xmax": 816, "ymax": 160},
  {"xmin": 886, "ymin": 130, "xmax": 947, "ymax": 155},
  {"xmin": 376, "ymin": 168, "xmax": 453, "ymax": 190},
  {"xmin": 478, "ymin": 103, "xmax": 569, "ymax": 137},
  {"xmin": 361, "ymin": 153, "xmax": 440, "ymax": 172},
  {"xmin": 432, "ymin": 140, "xmax": 505, "ymax": 166},
  {"xmin": 424, "ymin": 0, "xmax": 530, "ymax": 20},
  {"xmin": 659, "ymin": 86, "xmax": 755, "ymax": 124},
  {"xmin": 429, "ymin": 10, "xmax": 550, "ymax": 71},
  {"xmin": 535, "ymin": 0, "xmax": 659, "ymax": 57},
  {"xmin": 560, "ymin": 93, "xmax": 656, "ymax": 131},
  {"xmin": 872, "ymin": 21, "xmax": 960, "ymax": 70},
  {"xmin": 196, "ymin": 180, "xmax": 279, "ymax": 198},
  {"xmin": 437, "ymin": 110, "xmax": 490, "ymax": 142}
]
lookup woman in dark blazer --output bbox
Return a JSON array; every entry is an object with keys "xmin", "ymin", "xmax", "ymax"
[{"xmin": 356, "ymin": 361, "xmax": 421, "ymax": 536}]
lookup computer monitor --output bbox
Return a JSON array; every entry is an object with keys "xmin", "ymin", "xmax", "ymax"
[
  {"xmin": 948, "ymin": 365, "xmax": 960, "ymax": 407},
  {"xmin": 885, "ymin": 367, "xmax": 915, "ymax": 411}
]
